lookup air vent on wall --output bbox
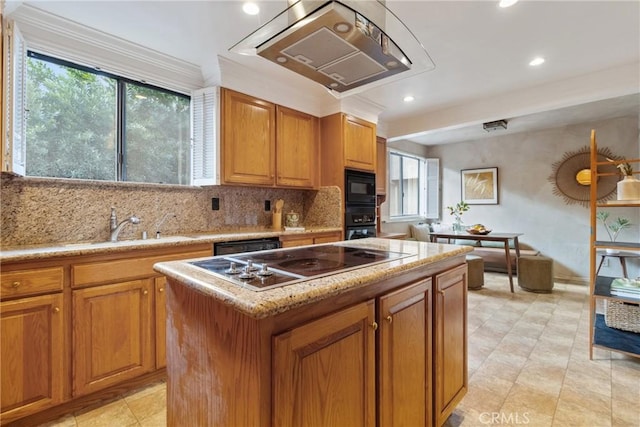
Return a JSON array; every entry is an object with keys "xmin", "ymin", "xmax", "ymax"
[{"xmin": 483, "ymin": 119, "xmax": 508, "ymax": 132}]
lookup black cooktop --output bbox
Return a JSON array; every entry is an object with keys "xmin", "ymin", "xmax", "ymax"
[{"xmin": 189, "ymin": 244, "xmax": 410, "ymax": 291}]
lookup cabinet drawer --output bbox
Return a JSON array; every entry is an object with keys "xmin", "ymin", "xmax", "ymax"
[
  {"xmin": 1, "ymin": 267, "xmax": 64, "ymax": 298},
  {"xmin": 72, "ymin": 249, "xmax": 211, "ymax": 287}
]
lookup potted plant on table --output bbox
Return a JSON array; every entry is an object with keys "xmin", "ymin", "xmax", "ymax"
[
  {"xmin": 596, "ymin": 211, "xmax": 632, "ymax": 253},
  {"xmin": 446, "ymin": 201, "xmax": 470, "ymax": 233}
]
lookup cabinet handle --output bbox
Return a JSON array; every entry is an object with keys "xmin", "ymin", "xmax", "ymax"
[
  {"xmin": 53, "ymin": 307, "xmax": 60, "ymax": 313},
  {"xmin": 11, "ymin": 281, "xmax": 21, "ymax": 288},
  {"xmin": 158, "ymin": 287, "xmax": 164, "ymax": 293},
  {"xmin": 439, "ymin": 290, "xmax": 445, "ymax": 295},
  {"xmin": 386, "ymin": 315, "xmax": 393, "ymax": 323},
  {"xmin": 143, "ymin": 290, "xmax": 149, "ymax": 295},
  {"xmin": 370, "ymin": 321, "xmax": 378, "ymax": 331}
]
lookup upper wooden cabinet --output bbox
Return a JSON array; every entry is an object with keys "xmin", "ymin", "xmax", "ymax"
[
  {"xmin": 320, "ymin": 113, "xmax": 377, "ymax": 193},
  {"xmin": 276, "ymin": 106, "xmax": 319, "ymax": 188},
  {"xmin": 221, "ymin": 88, "xmax": 276, "ymax": 186},
  {"xmin": 220, "ymin": 88, "xmax": 319, "ymax": 189},
  {"xmin": 376, "ymin": 136, "xmax": 387, "ymax": 195}
]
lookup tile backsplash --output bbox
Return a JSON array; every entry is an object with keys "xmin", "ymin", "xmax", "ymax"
[{"xmin": 1, "ymin": 174, "xmax": 342, "ymax": 246}]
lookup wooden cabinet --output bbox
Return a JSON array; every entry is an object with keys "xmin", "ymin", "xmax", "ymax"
[
  {"xmin": 274, "ymin": 278, "xmax": 433, "ymax": 427},
  {"xmin": 433, "ymin": 264, "xmax": 468, "ymax": 426},
  {"xmin": 276, "ymin": 106, "xmax": 319, "ymax": 188},
  {"xmin": 155, "ymin": 277, "xmax": 167, "ymax": 368},
  {"xmin": 72, "ymin": 279, "xmax": 153, "ymax": 396},
  {"xmin": 0, "ymin": 244, "xmax": 212, "ymax": 424},
  {"xmin": 221, "ymin": 88, "xmax": 319, "ymax": 188},
  {"xmin": 320, "ymin": 113, "xmax": 377, "ymax": 194},
  {"xmin": 279, "ymin": 231, "xmax": 342, "ymax": 248},
  {"xmin": 1, "ymin": 293, "xmax": 64, "ymax": 424},
  {"xmin": 344, "ymin": 115, "xmax": 376, "ymax": 172},
  {"xmin": 273, "ymin": 300, "xmax": 376, "ymax": 427},
  {"xmin": 376, "ymin": 136, "xmax": 387, "ymax": 195},
  {"xmin": 221, "ymin": 88, "xmax": 276, "ymax": 186},
  {"xmin": 378, "ymin": 279, "xmax": 432, "ymax": 427}
]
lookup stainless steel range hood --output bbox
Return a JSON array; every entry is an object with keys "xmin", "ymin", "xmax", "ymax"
[{"xmin": 230, "ymin": 0, "xmax": 434, "ymax": 97}]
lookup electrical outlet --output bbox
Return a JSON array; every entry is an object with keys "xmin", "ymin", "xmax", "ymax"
[
  {"xmin": 212, "ymin": 197, "xmax": 220, "ymax": 211},
  {"xmin": 264, "ymin": 200, "xmax": 271, "ymax": 212}
]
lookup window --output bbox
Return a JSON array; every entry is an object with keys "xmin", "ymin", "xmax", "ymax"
[
  {"xmin": 24, "ymin": 52, "xmax": 191, "ymax": 184},
  {"xmin": 388, "ymin": 150, "xmax": 439, "ymax": 219}
]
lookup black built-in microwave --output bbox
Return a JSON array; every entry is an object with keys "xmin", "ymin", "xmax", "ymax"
[{"xmin": 345, "ymin": 170, "xmax": 376, "ymax": 205}]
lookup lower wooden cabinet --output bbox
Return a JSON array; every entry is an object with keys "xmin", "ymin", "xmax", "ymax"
[
  {"xmin": 279, "ymin": 231, "xmax": 342, "ymax": 248},
  {"xmin": 434, "ymin": 264, "xmax": 468, "ymax": 426},
  {"xmin": 273, "ymin": 300, "xmax": 376, "ymax": 427},
  {"xmin": 379, "ymin": 279, "xmax": 432, "ymax": 427},
  {"xmin": 0, "ymin": 293, "xmax": 64, "ymax": 424},
  {"xmin": 274, "ymin": 278, "xmax": 434, "ymax": 427},
  {"xmin": 72, "ymin": 279, "xmax": 154, "ymax": 396}
]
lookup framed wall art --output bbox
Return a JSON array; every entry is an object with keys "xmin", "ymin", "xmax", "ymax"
[{"xmin": 461, "ymin": 167, "xmax": 499, "ymax": 204}]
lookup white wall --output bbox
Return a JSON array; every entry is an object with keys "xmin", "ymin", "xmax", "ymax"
[{"xmin": 422, "ymin": 116, "xmax": 640, "ymax": 283}]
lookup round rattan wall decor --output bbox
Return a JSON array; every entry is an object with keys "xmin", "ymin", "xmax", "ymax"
[{"xmin": 548, "ymin": 145, "xmax": 620, "ymax": 207}]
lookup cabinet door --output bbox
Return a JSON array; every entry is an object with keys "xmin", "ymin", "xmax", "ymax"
[
  {"xmin": 155, "ymin": 277, "xmax": 167, "ymax": 369},
  {"xmin": 343, "ymin": 115, "xmax": 376, "ymax": 172},
  {"xmin": 376, "ymin": 136, "xmax": 387, "ymax": 195},
  {"xmin": 433, "ymin": 264, "xmax": 467, "ymax": 426},
  {"xmin": 379, "ymin": 279, "xmax": 432, "ymax": 427},
  {"xmin": 273, "ymin": 301, "xmax": 376, "ymax": 427},
  {"xmin": 72, "ymin": 279, "xmax": 153, "ymax": 396},
  {"xmin": 1, "ymin": 293, "xmax": 64, "ymax": 423},
  {"xmin": 276, "ymin": 106, "xmax": 319, "ymax": 188},
  {"xmin": 221, "ymin": 88, "xmax": 276, "ymax": 186}
]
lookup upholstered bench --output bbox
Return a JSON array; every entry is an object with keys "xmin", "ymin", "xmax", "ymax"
[
  {"xmin": 466, "ymin": 255, "xmax": 484, "ymax": 290},
  {"xmin": 517, "ymin": 255, "xmax": 554, "ymax": 293}
]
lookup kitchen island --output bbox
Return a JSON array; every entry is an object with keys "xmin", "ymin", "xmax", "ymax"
[{"xmin": 153, "ymin": 238, "xmax": 472, "ymax": 427}]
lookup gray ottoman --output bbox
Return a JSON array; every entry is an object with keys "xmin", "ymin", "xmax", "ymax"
[
  {"xmin": 518, "ymin": 255, "xmax": 554, "ymax": 293},
  {"xmin": 466, "ymin": 255, "xmax": 484, "ymax": 290}
]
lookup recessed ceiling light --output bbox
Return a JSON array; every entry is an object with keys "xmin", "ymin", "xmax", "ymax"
[
  {"xmin": 529, "ymin": 57, "xmax": 545, "ymax": 66},
  {"xmin": 403, "ymin": 95, "xmax": 414, "ymax": 102},
  {"xmin": 276, "ymin": 56, "xmax": 287, "ymax": 63},
  {"xmin": 498, "ymin": 0, "xmax": 519, "ymax": 8},
  {"xmin": 242, "ymin": 2, "xmax": 260, "ymax": 15}
]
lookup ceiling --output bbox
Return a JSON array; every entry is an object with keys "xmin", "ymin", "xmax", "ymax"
[{"xmin": 5, "ymin": 0, "xmax": 640, "ymax": 145}]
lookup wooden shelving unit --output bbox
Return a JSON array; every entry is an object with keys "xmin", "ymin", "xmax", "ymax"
[{"xmin": 588, "ymin": 129, "xmax": 640, "ymax": 359}]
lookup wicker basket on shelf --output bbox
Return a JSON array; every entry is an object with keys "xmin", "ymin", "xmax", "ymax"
[{"xmin": 604, "ymin": 300, "xmax": 640, "ymax": 333}]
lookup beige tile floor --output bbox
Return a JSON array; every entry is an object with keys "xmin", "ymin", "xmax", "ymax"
[{"xmin": 42, "ymin": 272, "xmax": 639, "ymax": 427}]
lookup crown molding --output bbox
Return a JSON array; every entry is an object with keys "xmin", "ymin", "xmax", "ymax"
[{"xmin": 8, "ymin": 4, "xmax": 203, "ymax": 94}]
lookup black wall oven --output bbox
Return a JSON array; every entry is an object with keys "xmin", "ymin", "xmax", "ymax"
[{"xmin": 344, "ymin": 170, "xmax": 377, "ymax": 240}]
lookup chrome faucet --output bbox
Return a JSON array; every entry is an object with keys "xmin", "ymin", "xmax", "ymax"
[
  {"xmin": 110, "ymin": 207, "xmax": 140, "ymax": 242},
  {"xmin": 155, "ymin": 212, "xmax": 176, "ymax": 239}
]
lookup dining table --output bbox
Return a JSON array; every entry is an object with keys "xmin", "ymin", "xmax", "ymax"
[{"xmin": 430, "ymin": 231, "xmax": 523, "ymax": 292}]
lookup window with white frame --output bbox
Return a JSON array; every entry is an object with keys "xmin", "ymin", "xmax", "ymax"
[{"xmin": 388, "ymin": 150, "xmax": 439, "ymax": 219}]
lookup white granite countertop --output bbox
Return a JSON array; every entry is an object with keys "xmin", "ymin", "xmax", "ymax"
[
  {"xmin": 0, "ymin": 227, "xmax": 342, "ymax": 262},
  {"xmin": 154, "ymin": 238, "xmax": 472, "ymax": 319}
]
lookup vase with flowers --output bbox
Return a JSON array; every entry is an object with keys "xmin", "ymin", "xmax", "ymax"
[
  {"xmin": 607, "ymin": 158, "xmax": 639, "ymax": 201},
  {"xmin": 446, "ymin": 201, "xmax": 470, "ymax": 233},
  {"xmin": 596, "ymin": 211, "xmax": 632, "ymax": 253}
]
